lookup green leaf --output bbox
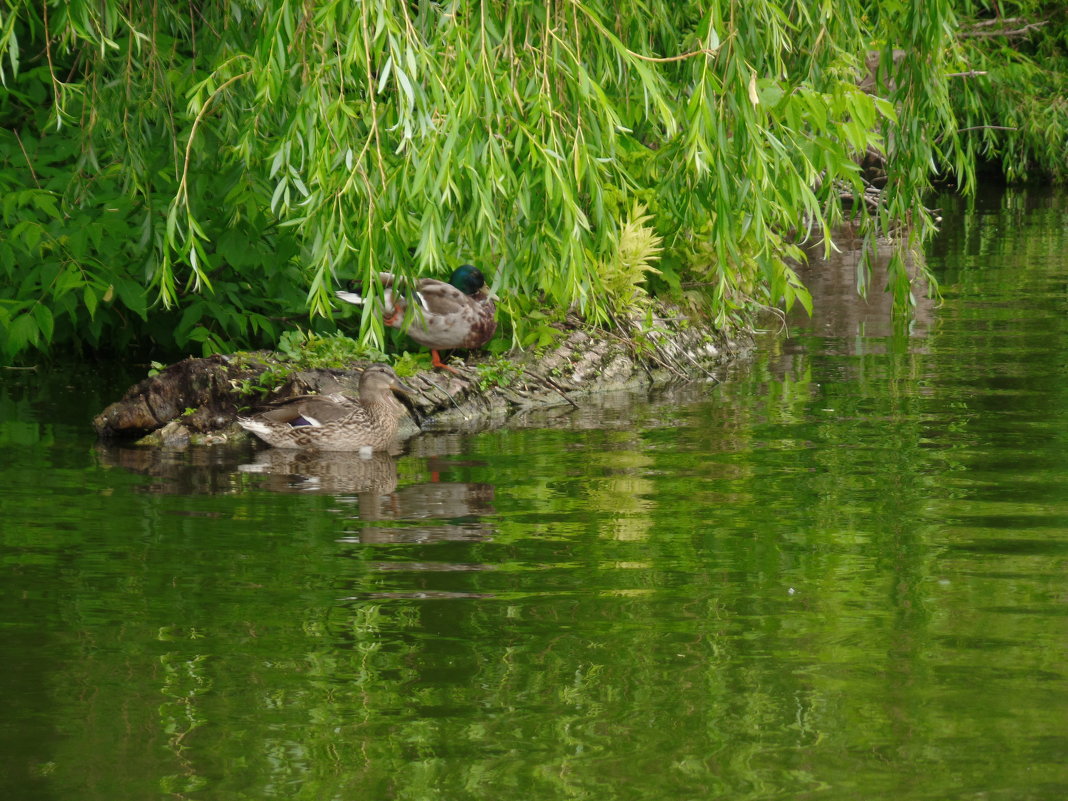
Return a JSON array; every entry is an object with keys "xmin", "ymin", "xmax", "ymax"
[
  {"xmin": 756, "ymin": 79, "xmax": 784, "ymax": 108},
  {"xmin": 8, "ymin": 313, "xmax": 39, "ymax": 352},
  {"xmin": 83, "ymin": 286, "xmax": 99, "ymax": 320},
  {"xmin": 31, "ymin": 304, "xmax": 54, "ymax": 342},
  {"xmin": 32, "ymin": 192, "xmax": 61, "ymax": 219},
  {"xmin": 115, "ymin": 279, "xmax": 148, "ymax": 320},
  {"xmin": 873, "ymin": 96, "xmax": 898, "ymax": 122}
]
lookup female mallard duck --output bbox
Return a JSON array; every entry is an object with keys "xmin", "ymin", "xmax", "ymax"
[
  {"xmin": 336, "ymin": 264, "xmax": 496, "ymax": 373},
  {"xmin": 237, "ymin": 364, "xmax": 414, "ymax": 453}
]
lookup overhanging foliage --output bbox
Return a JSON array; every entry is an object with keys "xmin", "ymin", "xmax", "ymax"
[{"xmin": 0, "ymin": 1, "xmax": 1064, "ymax": 364}]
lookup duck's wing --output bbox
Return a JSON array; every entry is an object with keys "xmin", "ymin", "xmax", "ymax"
[
  {"xmin": 411, "ymin": 279, "xmax": 474, "ymax": 318},
  {"xmin": 256, "ymin": 395, "xmax": 356, "ymax": 427}
]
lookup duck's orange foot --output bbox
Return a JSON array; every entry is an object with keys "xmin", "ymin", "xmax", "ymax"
[{"xmin": 431, "ymin": 350, "xmax": 462, "ymax": 375}]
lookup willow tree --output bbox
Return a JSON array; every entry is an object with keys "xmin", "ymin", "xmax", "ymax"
[
  {"xmin": 948, "ymin": 2, "xmax": 1068, "ymax": 182},
  {"xmin": 0, "ymin": 1, "xmax": 990, "ymax": 362}
]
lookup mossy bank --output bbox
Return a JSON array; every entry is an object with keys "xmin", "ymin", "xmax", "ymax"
[{"xmin": 93, "ymin": 307, "xmax": 751, "ymax": 448}]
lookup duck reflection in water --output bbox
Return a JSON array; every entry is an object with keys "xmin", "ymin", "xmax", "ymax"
[
  {"xmin": 238, "ymin": 449, "xmax": 496, "ymax": 541},
  {"xmin": 343, "ymin": 479, "xmax": 496, "ymax": 542},
  {"xmin": 238, "ymin": 448, "xmax": 399, "ymax": 496}
]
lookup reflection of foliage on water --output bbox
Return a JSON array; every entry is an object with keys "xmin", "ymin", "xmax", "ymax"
[
  {"xmin": 157, "ymin": 639, "xmax": 211, "ymax": 795},
  {"xmin": 8, "ymin": 194, "xmax": 1068, "ymax": 800}
]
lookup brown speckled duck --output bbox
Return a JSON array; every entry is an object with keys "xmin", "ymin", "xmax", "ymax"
[
  {"xmin": 336, "ymin": 264, "xmax": 496, "ymax": 373},
  {"xmin": 237, "ymin": 364, "xmax": 413, "ymax": 453}
]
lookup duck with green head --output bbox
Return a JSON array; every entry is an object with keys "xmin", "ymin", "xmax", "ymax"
[
  {"xmin": 237, "ymin": 363, "xmax": 414, "ymax": 454},
  {"xmin": 336, "ymin": 264, "xmax": 496, "ymax": 373}
]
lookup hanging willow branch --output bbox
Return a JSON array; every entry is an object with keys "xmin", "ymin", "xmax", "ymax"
[
  {"xmin": 3, "ymin": 0, "xmax": 1055, "ymax": 363},
  {"xmin": 175, "ymin": 70, "xmax": 252, "ymax": 207}
]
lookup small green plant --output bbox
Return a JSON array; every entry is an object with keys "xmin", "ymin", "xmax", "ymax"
[
  {"xmin": 275, "ymin": 328, "xmax": 388, "ymax": 369},
  {"xmin": 475, "ymin": 356, "xmax": 524, "ymax": 391},
  {"xmin": 390, "ymin": 351, "xmax": 431, "ymax": 378},
  {"xmin": 232, "ymin": 364, "xmax": 293, "ymax": 397},
  {"xmin": 276, "ymin": 329, "xmax": 309, "ymax": 361},
  {"xmin": 597, "ymin": 202, "xmax": 663, "ymax": 316},
  {"xmin": 147, "ymin": 361, "xmax": 166, "ymax": 378},
  {"xmin": 499, "ymin": 296, "xmax": 567, "ymax": 350}
]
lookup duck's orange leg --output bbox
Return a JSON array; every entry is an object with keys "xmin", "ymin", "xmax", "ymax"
[{"xmin": 431, "ymin": 349, "xmax": 462, "ymax": 375}]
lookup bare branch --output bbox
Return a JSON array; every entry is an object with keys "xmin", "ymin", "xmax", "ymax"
[
  {"xmin": 959, "ymin": 20, "xmax": 1048, "ymax": 38},
  {"xmin": 626, "ymin": 48, "xmax": 719, "ymax": 63},
  {"xmin": 966, "ymin": 17, "xmax": 1028, "ymax": 29},
  {"xmin": 13, "ymin": 131, "xmax": 41, "ymax": 189}
]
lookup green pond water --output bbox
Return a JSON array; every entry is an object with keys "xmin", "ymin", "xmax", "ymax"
[{"xmin": 2, "ymin": 188, "xmax": 1068, "ymax": 801}]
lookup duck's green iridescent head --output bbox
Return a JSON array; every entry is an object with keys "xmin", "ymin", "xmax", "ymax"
[{"xmin": 449, "ymin": 264, "xmax": 486, "ymax": 295}]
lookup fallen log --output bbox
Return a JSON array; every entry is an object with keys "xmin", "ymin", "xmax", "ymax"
[{"xmin": 93, "ymin": 309, "xmax": 751, "ymax": 447}]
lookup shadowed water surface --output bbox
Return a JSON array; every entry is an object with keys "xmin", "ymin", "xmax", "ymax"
[{"xmin": 2, "ymin": 187, "xmax": 1067, "ymax": 800}]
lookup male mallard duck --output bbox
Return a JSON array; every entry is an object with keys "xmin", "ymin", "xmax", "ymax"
[
  {"xmin": 237, "ymin": 364, "xmax": 414, "ymax": 453},
  {"xmin": 336, "ymin": 264, "xmax": 496, "ymax": 373}
]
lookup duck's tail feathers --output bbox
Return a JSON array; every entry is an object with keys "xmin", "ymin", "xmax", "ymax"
[
  {"xmin": 336, "ymin": 290, "xmax": 364, "ymax": 306},
  {"xmin": 336, "ymin": 288, "xmax": 397, "ymax": 309},
  {"xmin": 237, "ymin": 419, "xmax": 272, "ymax": 438}
]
